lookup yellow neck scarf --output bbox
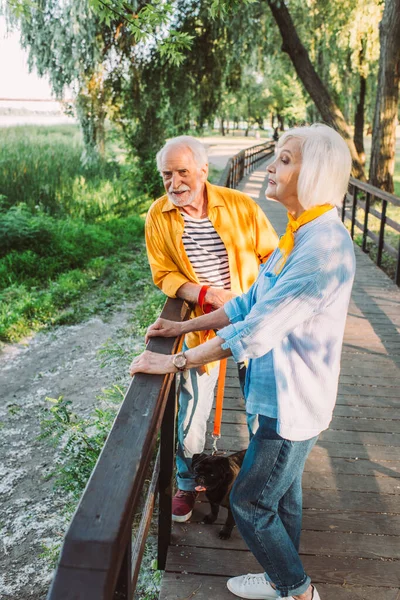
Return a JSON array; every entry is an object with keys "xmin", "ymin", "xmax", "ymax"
[{"xmin": 275, "ymin": 204, "xmax": 334, "ymax": 274}]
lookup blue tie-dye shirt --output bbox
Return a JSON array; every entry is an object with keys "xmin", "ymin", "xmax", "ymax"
[{"xmin": 218, "ymin": 209, "xmax": 356, "ymax": 441}]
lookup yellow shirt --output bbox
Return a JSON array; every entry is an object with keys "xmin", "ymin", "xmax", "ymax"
[{"xmin": 145, "ymin": 181, "xmax": 279, "ymax": 368}]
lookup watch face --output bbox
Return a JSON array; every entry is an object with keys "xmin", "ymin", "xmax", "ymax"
[{"xmin": 174, "ymin": 353, "xmax": 187, "ymax": 369}]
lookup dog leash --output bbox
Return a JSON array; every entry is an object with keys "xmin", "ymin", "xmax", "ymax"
[
  {"xmin": 198, "ymin": 285, "xmax": 227, "ymax": 455},
  {"xmin": 212, "ymin": 357, "xmax": 227, "ymax": 453}
]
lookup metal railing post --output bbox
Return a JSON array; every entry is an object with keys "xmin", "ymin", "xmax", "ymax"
[
  {"xmin": 157, "ymin": 377, "xmax": 177, "ymax": 570},
  {"xmin": 377, "ymin": 199, "xmax": 387, "ymax": 267},
  {"xmin": 341, "ymin": 193, "xmax": 346, "ymax": 223},
  {"xmin": 395, "ymin": 238, "xmax": 400, "ymax": 287},
  {"xmin": 362, "ymin": 192, "xmax": 371, "ymax": 252},
  {"xmin": 351, "ymin": 185, "xmax": 358, "ymax": 239}
]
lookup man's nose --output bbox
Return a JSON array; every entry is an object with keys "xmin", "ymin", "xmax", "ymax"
[{"xmin": 171, "ymin": 172, "xmax": 181, "ymax": 189}]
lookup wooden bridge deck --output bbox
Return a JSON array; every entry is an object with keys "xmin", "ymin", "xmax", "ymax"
[{"xmin": 159, "ymin": 162, "xmax": 400, "ymax": 600}]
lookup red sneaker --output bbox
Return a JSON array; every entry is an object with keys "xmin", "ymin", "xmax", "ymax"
[{"xmin": 172, "ymin": 490, "xmax": 198, "ymax": 522}]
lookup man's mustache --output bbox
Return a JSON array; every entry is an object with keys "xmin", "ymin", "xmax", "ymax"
[{"xmin": 170, "ymin": 186, "xmax": 190, "ymax": 193}]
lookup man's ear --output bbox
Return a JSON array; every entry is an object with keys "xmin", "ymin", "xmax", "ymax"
[{"xmin": 200, "ymin": 163, "xmax": 208, "ymax": 182}]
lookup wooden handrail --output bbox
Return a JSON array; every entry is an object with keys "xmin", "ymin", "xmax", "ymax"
[
  {"xmin": 343, "ymin": 179, "xmax": 400, "ymax": 287},
  {"xmin": 349, "ymin": 177, "xmax": 400, "ymax": 208},
  {"xmin": 47, "ymin": 298, "xmax": 190, "ymax": 599},
  {"xmin": 219, "ymin": 140, "xmax": 275, "ymax": 188}
]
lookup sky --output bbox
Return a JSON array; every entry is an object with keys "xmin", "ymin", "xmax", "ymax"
[{"xmin": 0, "ymin": 17, "xmax": 53, "ymax": 100}]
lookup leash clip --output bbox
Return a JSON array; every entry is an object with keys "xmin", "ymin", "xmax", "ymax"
[{"xmin": 212, "ymin": 433, "xmax": 220, "ymax": 455}]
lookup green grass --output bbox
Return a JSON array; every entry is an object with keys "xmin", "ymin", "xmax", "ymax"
[
  {"xmin": 0, "ymin": 124, "xmax": 157, "ymax": 343},
  {"xmin": 0, "ymin": 125, "xmax": 151, "ymax": 219}
]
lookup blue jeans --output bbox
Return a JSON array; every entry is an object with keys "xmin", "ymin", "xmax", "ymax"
[
  {"xmin": 176, "ymin": 354, "xmax": 258, "ymax": 492},
  {"xmin": 230, "ymin": 416, "xmax": 318, "ymax": 598}
]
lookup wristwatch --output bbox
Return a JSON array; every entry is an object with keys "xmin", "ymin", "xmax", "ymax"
[{"xmin": 172, "ymin": 351, "xmax": 188, "ymax": 372}]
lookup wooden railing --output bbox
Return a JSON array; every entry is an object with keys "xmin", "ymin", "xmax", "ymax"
[
  {"xmin": 219, "ymin": 140, "xmax": 275, "ymax": 188},
  {"xmin": 46, "ymin": 142, "xmax": 271, "ymax": 599},
  {"xmin": 342, "ymin": 178, "xmax": 400, "ymax": 287},
  {"xmin": 47, "ymin": 298, "xmax": 190, "ymax": 599}
]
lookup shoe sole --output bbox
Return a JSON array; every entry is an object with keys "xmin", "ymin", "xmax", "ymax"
[
  {"xmin": 172, "ymin": 510, "xmax": 193, "ymax": 523},
  {"xmin": 226, "ymin": 579, "xmax": 278, "ymax": 600}
]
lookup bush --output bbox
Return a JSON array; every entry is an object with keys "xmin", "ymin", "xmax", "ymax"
[
  {"xmin": 0, "ymin": 125, "xmax": 155, "ymax": 220},
  {"xmin": 0, "ymin": 204, "xmax": 144, "ymax": 290}
]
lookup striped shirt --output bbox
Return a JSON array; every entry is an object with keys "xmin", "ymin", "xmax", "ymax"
[
  {"xmin": 181, "ymin": 212, "xmax": 231, "ymax": 289},
  {"xmin": 218, "ymin": 209, "xmax": 356, "ymax": 441}
]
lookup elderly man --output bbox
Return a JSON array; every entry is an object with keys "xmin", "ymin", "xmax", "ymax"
[{"xmin": 145, "ymin": 135, "xmax": 278, "ymax": 522}]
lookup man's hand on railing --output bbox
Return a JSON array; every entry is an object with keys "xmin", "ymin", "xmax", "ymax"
[
  {"xmin": 145, "ymin": 318, "xmax": 183, "ymax": 344},
  {"xmin": 205, "ymin": 287, "xmax": 237, "ymax": 309}
]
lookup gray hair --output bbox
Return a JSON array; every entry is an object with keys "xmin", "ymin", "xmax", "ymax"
[
  {"xmin": 156, "ymin": 136, "xmax": 208, "ymax": 172},
  {"xmin": 278, "ymin": 124, "xmax": 352, "ymax": 209}
]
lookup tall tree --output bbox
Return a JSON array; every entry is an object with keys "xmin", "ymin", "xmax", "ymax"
[
  {"xmin": 264, "ymin": 0, "xmax": 366, "ymax": 179},
  {"xmin": 369, "ymin": 0, "xmax": 400, "ymax": 192}
]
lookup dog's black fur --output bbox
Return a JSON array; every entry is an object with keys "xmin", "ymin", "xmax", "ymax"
[{"xmin": 192, "ymin": 450, "xmax": 246, "ymax": 539}]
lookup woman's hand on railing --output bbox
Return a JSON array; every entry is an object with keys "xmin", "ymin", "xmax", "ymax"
[
  {"xmin": 145, "ymin": 318, "xmax": 183, "ymax": 344},
  {"xmin": 129, "ymin": 350, "xmax": 176, "ymax": 376}
]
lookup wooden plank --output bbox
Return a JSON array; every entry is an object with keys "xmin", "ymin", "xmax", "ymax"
[
  {"xmin": 302, "ymin": 471, "xmax": 400, "ymax": 494},
  {"xmin": 205, "ymin": 436, "xmax": 400, "ymax": 460},
  {"xmin": 222, "ymin": 390, "xmax": 400, "ymax": 408},
  {"xmin": 165, "ymin": 546, "xmax": 400, "ymax": 587},
  {"xmin": 338, "ymin": 385, "xmax": 400, "ymax": 398},
  {"xmin": 160, "ymin": 573, "xmax": 400, "ymax": 600},
  {"xmin": 225, "ymin": 374, "xmax": 400, "ymax": 387},
  {"xmin": 213, "ymin": 410, "xmax": 400, "ymax": 433},
  {"xmin": 304, "ymin": 454, "xmax": 400, "ymax": 478},
  {"xmin": 302, "ymin": 488, "xmax": 400, "ymax": 513},
  {"xmin": 218, "ymin": 404, "xmax": 400, "ymax": 421},
  {"xmin": 190, "ymin": 501, "xmax": 400, "ymax": 536},
  {"xmin": 169, "ymin": 522, "xmax": 400, "ymax": 560},
  {"xmin": 333, "ymin": 405, "xmax": 400, "ymax": 419},
  {"xmin": 208, "ymin": 423, "xmax": 400, "ymax": 447},
  {"xmin": 319, "ymin": 429, "xmax": 400, "ymax": 446},
  {"xmin": 302, "ymin": 510, "xmax": 400, "ymax": 536},
  {"xmin": 313, "ymin": 441, "xmax": 400, "ymax": 461}
]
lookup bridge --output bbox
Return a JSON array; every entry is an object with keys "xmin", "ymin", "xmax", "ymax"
[{"xmin": 46, "ymin": 142, "xmax": 400, "ymax": 600}]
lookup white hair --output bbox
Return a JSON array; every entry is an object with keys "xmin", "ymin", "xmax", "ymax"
[
  {"xmin": 156, "ymin": 135, "xmax": 208, "ymax": 172},
  {"xmin": 278, "ymin": 124, "xmax": 352, "ymax": 209}
]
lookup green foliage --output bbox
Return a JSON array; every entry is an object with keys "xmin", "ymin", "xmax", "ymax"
[
  {"xmin": 39, "ymin": 390, "xmax": 123, "ymax": 499},
  {"xmin": 0, "ymin": 125, "xmax": 150, "ymax": 218},
  {"xmin": 0, "ymin": 124, "xmax": 157, "ymax": 342}
]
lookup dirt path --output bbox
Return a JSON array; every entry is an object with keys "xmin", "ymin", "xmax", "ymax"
[
  {"xmin": 0, "ymin": 308, "xmax": 139, "ymax": 599},
  {"xmin": 0, "ymin": 137, "xmax": 253, "ymax": 599}
]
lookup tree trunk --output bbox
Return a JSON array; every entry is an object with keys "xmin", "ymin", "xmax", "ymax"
[
  {"xmin": 265, "ymin": 0, "xmax": 365, "ymax": 180},
  {"xmin": 354, "ymin": 64, "xmax": 366, "ymax": 166},
  {"xmin": 220, "ymin": 118, "xmax": 225, "ymax": 136},
  {"xmin": 369, "ymin": 0, "xmax": 400, "ymax": 192}
]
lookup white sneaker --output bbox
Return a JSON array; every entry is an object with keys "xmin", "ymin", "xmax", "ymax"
[
  {"xmin": 312, "ymin": 586, "xmax": 321, "ymax": 600},
  {"xmin": 226, "ymin": 573, "xmax": 292, "ymax": 600}
]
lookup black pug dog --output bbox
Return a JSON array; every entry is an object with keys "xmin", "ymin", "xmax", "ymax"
[{"xmin": 192, "ymin": 450, "xmax": 246, "ymax": 539}]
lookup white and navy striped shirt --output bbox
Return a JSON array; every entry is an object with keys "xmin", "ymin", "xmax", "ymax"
[
  {"xmin": 181, "ymin": 212, "xmax": 231, "ymax": 289},
  {"xmin": 218, "ymin": 209, "xmax": 356, "ymax": 441}
]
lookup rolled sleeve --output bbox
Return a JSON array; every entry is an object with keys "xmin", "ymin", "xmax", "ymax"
[
  {"xmin": 218, "ymin": 321, "xmax": 249, "ymax": 363},
  {"xmin": 161, "ymin": 272, "xmax": 191, "ymax": 298},
  {"xmin": 219, "ymin": 271, "xmax": 323, "ymax": 363}
]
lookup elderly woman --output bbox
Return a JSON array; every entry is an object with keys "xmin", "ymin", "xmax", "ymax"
[{"xmin": 130, "ymin": 124, "xmax": 356, "ymax": 600}]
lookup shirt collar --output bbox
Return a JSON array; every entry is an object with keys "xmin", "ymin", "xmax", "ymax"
[{"xmin": 161, "ymin": 180, "xmax": 224, "ymax": 213}]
